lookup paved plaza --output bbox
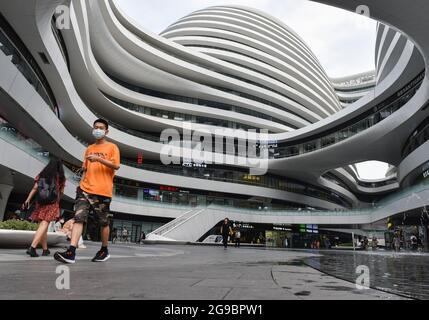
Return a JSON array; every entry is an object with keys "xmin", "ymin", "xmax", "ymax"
[{"xmin": 1, "ymin": 243, "xmax": 428, "ymax": 300}]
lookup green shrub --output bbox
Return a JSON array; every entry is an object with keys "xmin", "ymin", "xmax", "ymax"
[{"xmin": 0, "ymin": 220, "xmax": 38, "ymax": 231}]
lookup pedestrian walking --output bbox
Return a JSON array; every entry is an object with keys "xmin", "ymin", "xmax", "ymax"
[
  {"xmin": 220, "ymin": 218, "xmax": 233, "ymax": 249},
  {"xmin": 54, "ymin": 119, "xmax": 120, "ymax": 264},
  {"xmin": 111, "ymin": 228, "xmax": 118, "ymax": 244},
  {"xmin": 284, "ymin": 237, "xmax": 289, "ymax": 248},
  {"xmin": 411, "ymin": 235, "xmax": 418, "ymax": 251},
  {"xmin": 23, "ymin": 158, "xmax": 65, "ymax": 257},
  {"xmin": 372, "ymin": 236, "xmax": 378, "ymax": 250},
  {"xmin": 394, "ymin": 234, "xmax": 401, "ymax": 252},
  {"xmin": 122, "ymin": 227, "xmax": 129, "ymax": 243},
  {"xmin": 139, "ymin": 231, "xmax": 146, "ymax": 244},
  {"xmin": 234, "ymin": 228, "xmax": 241, "ymax": 248}
]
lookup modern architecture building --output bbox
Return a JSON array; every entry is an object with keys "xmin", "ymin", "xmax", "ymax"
[{"xmin": 0, "ymin": 0, "xmax": 428, "ymax": 248}]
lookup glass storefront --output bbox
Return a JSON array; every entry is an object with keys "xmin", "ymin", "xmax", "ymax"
[
  {"xmin": 203, "ymin": 222, "xmax": 354, "ymax": 249},
  {"xmin": 110, "ymin": 218, "xmax": 165, "ymax": 243}
]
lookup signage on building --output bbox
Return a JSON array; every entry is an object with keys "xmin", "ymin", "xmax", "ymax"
[
  {"xmin": 243, "ymin": 174, "xmax": 261, "ymax": 182},
  {"xmin": 239, "ymin": 223, "xmax": 254, "ymax": 229},
  {"xmin": 299, "ymin": 224, "xmax": 319, "ymax": 233},
  {"xmin": 160, "ymin": 185, "xmax": 179, "ymax": 192},
  {"xmin": 183, "ymin": 162, "xmax": 207, "ymax": 168},
  {"xmin": 273, "ymin": 226, "xmax": 292, "ymax": 231},
  {"xmin": 268, "ymin": 140, "xmax": 278, "ymax": 148},
  {"xmin": 137, "ymin": 153, "xmax": 143, "ymax": 165}
]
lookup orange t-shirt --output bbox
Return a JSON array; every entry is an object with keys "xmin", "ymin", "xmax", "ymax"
[{"xmin": 80, "ymin": 142, "xmax": 120, "ymax": 198}]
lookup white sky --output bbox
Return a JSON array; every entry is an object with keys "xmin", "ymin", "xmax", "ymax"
[
  {"xmin": 115, "ymin": 0, "xmax": 386, "ymax": 178},
  {"xmin": 356, "ymin": 162, "xmax": 389, "ymax": 180}
]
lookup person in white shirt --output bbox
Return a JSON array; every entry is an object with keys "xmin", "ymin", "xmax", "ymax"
[{"xmin": 234, "ymin": 228, "xmax": 241, "ymax": 248}]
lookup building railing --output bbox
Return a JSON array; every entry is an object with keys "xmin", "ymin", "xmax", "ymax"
[
  {"xmin": 0, "ymin": 119, "xmax": 350, "ymax": 209},
  {"xmin": 2, "ymin": 123, "xmax": 429, "ymax": 217},
  {"xmin": 121, "ymin": 159, "xmax": 353, "ymax": 208},
  {"xmin": 402, "ymin": 115, "xmax": 429, "ymax": 159},
  {"xmin": 271, "ymin": 71, "xmax": 425, "ymax": 159}
]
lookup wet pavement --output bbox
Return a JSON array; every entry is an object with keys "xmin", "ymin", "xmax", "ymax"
[
  {"xmin": 0, "ymin": 243, "xmax": 425, "ymax": 300},
  {"xmin": 303, "ymin": 249, "xmax": 429, "ymax": 299}
]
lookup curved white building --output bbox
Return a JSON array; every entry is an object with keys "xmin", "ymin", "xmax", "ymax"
[
  {"xmin": 0, "ymin": 0, "xmax": 428, "ymax": 246},
  {"xmin": 331, "ymin": 71, "xmax": 376, "ymax": 107}
]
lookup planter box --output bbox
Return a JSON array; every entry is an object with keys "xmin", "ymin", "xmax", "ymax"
[{"xmin": 0, "ymin": 229, "xmax": 67, "ymax": 248}]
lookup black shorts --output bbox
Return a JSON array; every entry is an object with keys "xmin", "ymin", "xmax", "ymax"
[{"xmin": 73, "ymin": 187, "xmax": 112, "ymax": 227}]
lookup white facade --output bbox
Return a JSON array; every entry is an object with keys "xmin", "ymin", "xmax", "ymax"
[{"xmin": 1, "ymin": 0, "xmax": 429, "ymax": 241}]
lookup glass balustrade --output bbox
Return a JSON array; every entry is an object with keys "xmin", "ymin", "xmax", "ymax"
[
  {"xmin": 2, "ymin": 120, "xmax": 429, "ymax": 216},
  {"xmin": 0, "ymin": 17, "xmax": 59, "ymax": 116}
]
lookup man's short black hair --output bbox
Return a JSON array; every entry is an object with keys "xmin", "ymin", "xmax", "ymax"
[{"xmin": 94, "ymin": 118, "xmax": 109, "ymax": 130}]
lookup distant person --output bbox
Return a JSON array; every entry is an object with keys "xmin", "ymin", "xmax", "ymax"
[
  {"xmin": 220, "ymin": 218, "xmax": 233, "ymax": 250},
  {"xmin": 54, "ymin": 119, "xmax": 120, "ymax": 264},
  {"xmin": 58, "ymin": 219, "xmax": 85, "ymax": 249},
  {"xmin": 411, "ymin": 235, "xmax": 418, "ymax": 251},
  {"xmin": 59, "ymin": 218, "xmax": 74, "ymax": 240},
  {"xmin": 234, "ymin": 228, "xmax": 241, "ymax": 248},
  {"xmin": 394, "ymin": 235, "xmax": 401, "ymax": 252},
  {"xmin": 363, "ymin": 237, "xmax": 369, "ymax": 250},
  {"xmin": 284, "ymin": 237, "xmax": 289, "ymax": 248},
  {"xmin": 139, "ymin": 231, "xmax": 146, "ymax": 244},
  {"xmin": 54, "ymin": 218, "xmax": 64, "ymax": 232},
  {"xmin": 111, "ymin": 228, "xmax": 118, "ymax": 244},
  {"xmin": 372, "ymin": 237, "xmax": 378, "ymax": 250},
  {"xmin": 23, "ymin": 158, "xmax": 65, "ymax": 257},
  {"xmin": 122, "ymin": 227, "xmax": 129, "ymax": 243},
  {"xmin": 324, "ymin": 237, "xmax": 331, "ymax": 249}
]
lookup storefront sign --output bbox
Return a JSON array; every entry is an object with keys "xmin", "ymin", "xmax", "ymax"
[
  {"xmin": 183, "ymin": 162, "xmax": 207, "ymax": 168},
  {"xmin": 273, "ymin": 226, "xmax": 291, "ymax": 231},
  {"xmin": 160, "ymin": 185, "xmax": 179, "ymax": 192}
]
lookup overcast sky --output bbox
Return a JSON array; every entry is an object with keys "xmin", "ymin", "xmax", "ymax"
[{"xmin": 114, "ymin": 0, "xmax": 387, "ymax": 178}]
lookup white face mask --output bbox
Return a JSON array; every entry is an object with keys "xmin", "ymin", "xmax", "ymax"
[{"xmin": 92, "ymin": 128, "xmax": 106, "ymax": 140}]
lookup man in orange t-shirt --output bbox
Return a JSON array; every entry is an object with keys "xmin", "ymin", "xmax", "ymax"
[{"xmin": 55, "ymin": 119, "xmax": 120, "ymax": 264}]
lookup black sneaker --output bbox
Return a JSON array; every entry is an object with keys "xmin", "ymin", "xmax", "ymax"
[
  {"xmin": 26, "ymin": 247, "xmax": 39, "ymax": 258},
  {"xmin": 92, "ymin": 249, "xmax": 110, "ymax": 262},
  {"xmin": 54, "ymin": 250, "xmax": 75, "ymax": 264},
  {"xmin": 42, "ymin": 249, "xmax": 50, "ymax": 256}
]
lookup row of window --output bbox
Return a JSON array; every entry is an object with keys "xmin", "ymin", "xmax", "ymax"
[
  {"xmin": 272, "ymin": 72, "xmax": 425, "ymax": 159},
  {"xmin": 120, "ymin": 158, "xmax": 352, "ymax": 208},
  {"xmin": 106, "ymin": 74, "xmax": 300, "ymax": 129},
  {"xmin": 0, "ymin": 15, "xmax": 59, "ymax": 117},
  {"xmin": 402, "ymin": 115, "xmax": 429, "ymax": 159}
]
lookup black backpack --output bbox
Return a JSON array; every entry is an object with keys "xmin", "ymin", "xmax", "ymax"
[{"xmin": 36, "ymin": 176, "xmax": 58, "ymax": 205}]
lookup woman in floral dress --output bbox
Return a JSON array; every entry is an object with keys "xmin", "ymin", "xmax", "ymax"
[{"xmin": 22, "ymin": 158, "xmax": 65, "ymax": 257}]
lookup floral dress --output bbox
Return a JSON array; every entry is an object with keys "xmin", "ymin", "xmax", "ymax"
[{"xmin": 30, "ymin": 175, "xmax": 65, "ymax": 223}]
